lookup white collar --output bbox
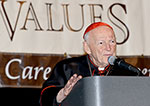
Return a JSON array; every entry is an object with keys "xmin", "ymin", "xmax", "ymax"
[{"xmin": 98, "ymin": 67, "xmax": 105, "ymax": 70}]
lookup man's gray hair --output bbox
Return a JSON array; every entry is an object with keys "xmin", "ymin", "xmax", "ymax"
[{"xmin": 84, "ymin": 32, "xmax": 89, "ymax": 42}]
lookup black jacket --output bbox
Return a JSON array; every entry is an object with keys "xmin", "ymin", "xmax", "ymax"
[{"xmin": 40, "ymin": 55, "xmax": 142, "ymax": 106}]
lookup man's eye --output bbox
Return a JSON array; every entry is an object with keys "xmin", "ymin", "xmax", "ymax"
[
  {"xmin": 110, "ymin": 40, "xmax": 115, "ymax": 43},
  {"xmin": 99, "ymin": 41, "xmax": 103, "ymax": 44},
  {"xmin": 111, "ymin": 40, "xmax": 114, "ymax": 43}
]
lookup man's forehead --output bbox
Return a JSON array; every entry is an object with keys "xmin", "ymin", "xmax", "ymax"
[{"xmin": 88, "ymin": 26, "xmax": 115, "ymax": 41}]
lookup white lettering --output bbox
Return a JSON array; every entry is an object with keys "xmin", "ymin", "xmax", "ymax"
[
  {"xmin": 5, "ymin": 58, "xmax": 21, "ymax": 79},
  {"xmin": 138, "ymin": 68, "xmax": 150, "ymax": 76},
  {"xmin": 22, "ymin": 66, "xmax": 33, "ymax": 79},
  {"xmin": 142, "ymin": 68, "xmax": 148, "ymax": 75},
  {"xmin": 43, "ymin": 67, "xmax": 51, "ymax": 80},
  {"xmin": 34, "ymin": 67, "xmax": 44, "ymax": 80},
  {"xmin": 5, "ymin": 58, "xmax": 52, "ymax": 80}
]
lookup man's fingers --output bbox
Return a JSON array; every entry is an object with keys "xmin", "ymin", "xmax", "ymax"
[
  {"xmin": 77, "ymin": 75, "xmax": 82, "ymax": 81},
  {"xmin": 65, "ymin": 74, "xmax": 76, "ymax": 88},
  {"xmin": 64, "ymin": 74, "xmax": 82, "ymax": 96},
  {"xmin": 57, "ymin": 74, "xmax": 82, "ymax": 103},
  {"xmin": 71, "ymin": 75, "xmax": 82, "ymax": 87},
  {"xmin": 65, "ymin": 74, "xmax": 78, "ymax": 87}
]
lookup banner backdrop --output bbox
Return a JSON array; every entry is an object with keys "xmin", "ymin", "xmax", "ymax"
[
  {"xmin": 0, "ymin": 0, "xmax": 150, "ymax": 87},
  {"xmin": 0, "ymin": 0, "xmax": 150, "ymax": 55},
  {"xmin": 0, "ymin": 53, "xmax": 150, "ymax": 88}
]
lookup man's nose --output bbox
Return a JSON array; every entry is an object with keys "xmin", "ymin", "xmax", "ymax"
[{"xmin": 105, "ymin": 44, "xmax": 111, "ymax": 51}]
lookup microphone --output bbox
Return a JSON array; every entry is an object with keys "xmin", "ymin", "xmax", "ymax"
[{"xmin": 108, "ymin": 56, "xmax": 141, "ymax": 75}]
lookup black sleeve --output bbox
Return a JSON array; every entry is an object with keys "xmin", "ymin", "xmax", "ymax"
[
  {"xmin": 40, "ymin": 87, "xmax": 62, "ymax": 106},
  {"xmin": 40, "ymin": 62, "xmax": 68, "ymax": 106}
]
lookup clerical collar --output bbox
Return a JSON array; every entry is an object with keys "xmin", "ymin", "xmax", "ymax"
[
  {"xmin": 98, "ymin": 67, "xmax": 105, "ymax": 70},
  {"xmin": 87, "ymin": 55, "xmax": 111, "ymax": 76}
]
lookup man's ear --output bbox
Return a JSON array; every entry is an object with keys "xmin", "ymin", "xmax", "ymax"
[{"xmin": 83, "ymin": 41, "xmax": 91, "ymax": 54}]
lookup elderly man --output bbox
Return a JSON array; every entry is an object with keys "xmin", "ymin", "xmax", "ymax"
[{"xmin": 40, "ymin": 22, "xmax": 141, "ymax": 106}]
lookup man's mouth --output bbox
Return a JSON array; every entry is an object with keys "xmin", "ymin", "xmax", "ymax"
[{"xmin": 104, "ymin": 54, "xmax": 112, "ymax": 57}]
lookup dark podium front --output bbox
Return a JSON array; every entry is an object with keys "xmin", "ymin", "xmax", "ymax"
[{"xmin": 62, "ymin": 76, "xmax": 150, "ymax": 106}]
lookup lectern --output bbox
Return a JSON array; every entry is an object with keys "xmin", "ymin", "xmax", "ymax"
[{"xmin": 62, "ymin": 76, "xmax": 150, "ymax": 106}]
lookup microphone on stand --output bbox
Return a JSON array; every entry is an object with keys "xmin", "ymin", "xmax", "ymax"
[{"xmin": 108, "ymin": 56, "xmax": 141, "ymax": 76}]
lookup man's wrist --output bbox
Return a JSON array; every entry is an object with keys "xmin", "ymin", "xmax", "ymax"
[{"xmin": 56, "ymin": 88, "xmax": 66, "ymax": 103}]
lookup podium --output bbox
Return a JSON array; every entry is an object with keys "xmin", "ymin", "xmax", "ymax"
[{"xmin": 62, "ymin": 76, "xmax": 150, "ymax": 106}]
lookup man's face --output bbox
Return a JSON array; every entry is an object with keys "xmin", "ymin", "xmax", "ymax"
[{"xmin": 84, "ymin": 26, "xmax": 116, "ymax": 67}]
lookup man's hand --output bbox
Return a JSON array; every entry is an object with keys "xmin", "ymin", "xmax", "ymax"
[{"xmin": 56, "ymin": 74, "xmax": 82, "ymax": 103}]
